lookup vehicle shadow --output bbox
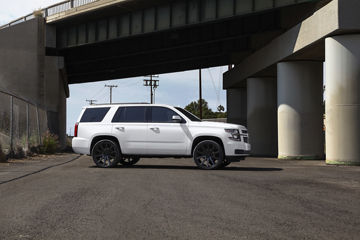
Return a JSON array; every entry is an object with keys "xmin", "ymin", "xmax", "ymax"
[{"xmin": 90, "ymin": 165, "xmax": 283, "ymax": 171}]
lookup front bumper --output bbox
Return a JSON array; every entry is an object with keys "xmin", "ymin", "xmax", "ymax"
[{"xmin": 223, "ymin": 140, "xmax": 251, "ymax": 162}]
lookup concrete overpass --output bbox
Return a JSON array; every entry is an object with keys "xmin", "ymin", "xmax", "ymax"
[
  {"xmin": 0, "ymin": 0, "xmax": 359, "ymax": 165},
  {"xmin": 224, "ymin": 0, "xmax": 360, "ymax": 165}
]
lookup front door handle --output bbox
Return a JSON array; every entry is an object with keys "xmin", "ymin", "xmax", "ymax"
[{"xmin": 150, "ymin": 127, "xmax": 159, "ymax": 131}]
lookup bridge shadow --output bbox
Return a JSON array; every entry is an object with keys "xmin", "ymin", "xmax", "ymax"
[{"xmin": 89, "ymin": 165, "xmax": 283, "ymax": 171}]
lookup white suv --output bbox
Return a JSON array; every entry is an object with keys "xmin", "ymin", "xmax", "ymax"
[{"xmin": 72, "ymin": 104, "xmax": 250, "ymax": 170}]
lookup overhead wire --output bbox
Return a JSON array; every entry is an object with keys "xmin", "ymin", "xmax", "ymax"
[{"xmin": 207, "ymin": 68, "xmax": 221, "ymax": 107}]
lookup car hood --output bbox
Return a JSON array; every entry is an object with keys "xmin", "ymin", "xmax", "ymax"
[{"xmin": 190, "ymin": 121, "xmax": 247, "ymax": 130}]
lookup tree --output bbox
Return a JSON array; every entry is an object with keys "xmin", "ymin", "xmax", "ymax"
[
  {"xmin": 215, "ymin": 105, "xmax": 226, "ymax": 118},
  {"xmin": 184, "ymin": 99, "xmax": 217, "ymax": 119},
  {"xmin": 217, "ymin": 105, "xmax": 225, "ymax": 112}
]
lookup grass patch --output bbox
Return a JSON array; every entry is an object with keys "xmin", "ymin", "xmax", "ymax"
[{"xmin": 39, "ymin": 131, "xmax": 59, "ymax": 154}]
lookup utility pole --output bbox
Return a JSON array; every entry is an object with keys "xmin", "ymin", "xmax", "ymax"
[
  {"xmin": 105, "ymin": 84, "xmax": 118, "ymax": 104},
  {"xmin": 86, "ymin": 99, "xmax": 97, "ymax": 105},
  {"xmin": 199, "ymin": 69, "xmax": 202, "ymax": 119},
  {"xmin": 143, "ymin": 75, "xmax": 159, "ymax": 104}
]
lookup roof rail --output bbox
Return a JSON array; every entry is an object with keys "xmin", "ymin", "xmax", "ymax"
[{"xmin": 89, "ymin": 102, "xmax": 150, "ymax": 106}]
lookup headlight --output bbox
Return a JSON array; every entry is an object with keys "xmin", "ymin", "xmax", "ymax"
[{"xmin": 225, "ymin": 129, "xmax": 241, "ymax": 141}]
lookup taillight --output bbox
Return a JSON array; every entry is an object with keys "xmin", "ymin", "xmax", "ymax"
[{"xmin": 74, "ymin": 122, "xmax": 79, "ymax": 137}]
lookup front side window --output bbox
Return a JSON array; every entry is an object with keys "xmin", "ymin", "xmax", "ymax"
[
  {"xmin": 150, "ymin": 107, "xmax": 183, "ymax": 123},
  {"xmin": 112, "ymin": 106, "xmax": 147, "ymax": 123},
  {"xmin": 174, "ymin": 107, "xmax": 201, "ymax": 122},
  {"xmin": 80, "ymin": 107, "xmax": 110, "ymax": 122}
]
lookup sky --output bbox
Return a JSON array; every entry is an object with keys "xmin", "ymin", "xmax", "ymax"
[{"xmin": 0, "ymin": 0, "xmax": 228, "ymax": 135}]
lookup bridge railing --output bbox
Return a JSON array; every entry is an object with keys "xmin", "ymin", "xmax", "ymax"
[
  {"xmin": 0, "ymin": 90, "xmax": 48, "ymax": 154},
  {"xmin": 0, "ymin": 0, "xmax": 99, "ymax": 29}
]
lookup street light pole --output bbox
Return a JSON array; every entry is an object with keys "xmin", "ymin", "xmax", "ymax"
[{"xmin": 199, "ymin": 69, "xmax": 202, "ymax": 119}]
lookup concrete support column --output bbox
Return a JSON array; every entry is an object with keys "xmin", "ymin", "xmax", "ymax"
[
  {"xmin": 226, "ymin": 88, "xmax": 247, "ymax": 126},
  {"xmin": 277, "ymin": 61, "xmax": 324, "ymax": 159},
  {"xmin": 325, "ymin": 35, "xmax": 360, "ymax": 165},
  {"xmin": 247, "ymin": 78, "xmax": 277, "ymax": 156}
]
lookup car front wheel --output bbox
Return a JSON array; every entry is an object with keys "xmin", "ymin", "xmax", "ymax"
[
  {"xmin": 222, "ymin": 159, "xmax": 231, "ymax": 167},
  {"xmin": 92, "ymin": 139, "xmax": 120, "ymax": 168},
  {"xmin": 193, "ymin": 140, "xmax": 224, "ymax": 170}
]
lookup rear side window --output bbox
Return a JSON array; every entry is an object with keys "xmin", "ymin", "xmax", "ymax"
[
  {"xmin": 80, "ymin": 107, "xmax": 110, "ymax": 122},
  {"xmin": 112, "ymin": 107, "xmax": 147, "ymax": 123}
]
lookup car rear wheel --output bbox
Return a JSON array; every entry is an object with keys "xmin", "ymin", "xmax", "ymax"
[
  {"xmin": 119, "ymin": 156, "xmax": 140, "ymax": 166},
  {"xmin": 92, "ymin": 139, "xmax": 120, "ymax": 168},
  {"xmin": 193, "ymin": 140, "xmax": 224, "ymax": 170}
]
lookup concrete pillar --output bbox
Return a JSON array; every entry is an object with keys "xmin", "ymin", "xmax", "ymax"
[
  {"xmin": 325, "ymin": 35, "xmax": 360, "ymax": 165},
  {"xmin": 44, "ymin": 56, "xmax": 67, "ymax": 148},
  {"xmin": 277, "ymin": 61, "xmax": 324, "ymax": 159},
  {"xmin": 226, "ymin": 88, "xmax": 247, "ymax": 126},
  {"xmin": 247, "ymin": 78, "xmax": 277, "ymax": 156}
]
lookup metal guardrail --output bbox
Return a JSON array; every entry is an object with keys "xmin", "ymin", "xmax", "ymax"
[{"xmin": 0, "ymin": 0, "xmax": 99, "ymax": 29}]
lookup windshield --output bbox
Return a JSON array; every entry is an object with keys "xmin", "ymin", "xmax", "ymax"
[{"xmin": 175, "ymin": 107, "xmax": 201, "ymax": 122}]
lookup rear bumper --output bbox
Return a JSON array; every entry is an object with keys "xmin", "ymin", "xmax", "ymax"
[{"xmin": 72, "ymin": 137, "xmax": 90, "ymax": 155}]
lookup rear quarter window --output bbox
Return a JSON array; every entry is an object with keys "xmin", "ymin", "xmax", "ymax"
[{"xmin": 80, "ymin": 107, "xmax": 110, "ymax": 122}]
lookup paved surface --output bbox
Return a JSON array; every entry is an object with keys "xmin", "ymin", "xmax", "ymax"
[{"xmin": 0, "ymin": 155, "xmax": 359, "ymax": 240}]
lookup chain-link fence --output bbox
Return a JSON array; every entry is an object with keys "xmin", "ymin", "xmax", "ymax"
[{"xmin": 0, "ymin": 90, "xmax": 48, "ymax": 154}]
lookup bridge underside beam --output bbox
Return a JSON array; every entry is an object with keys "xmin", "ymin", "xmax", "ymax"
[
  {"xmin": 52, "ymin": 0, "xmax": 319, "ymax": 49},
  {"xmin": 59, "ymin": 1, "xmax": 320, "ymax": 84},
  {"xmin": 62, "ymin": 11, "xmax": 280, "ymax": 83}
]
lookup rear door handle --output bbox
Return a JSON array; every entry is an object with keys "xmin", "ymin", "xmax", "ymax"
[
  {"xmin": 115, "ymin": 127, "xmax": 125, "ymax": 131},
  {"xmin": 150, "ymin": 127, "xmax": 159, "ymax": 131}
]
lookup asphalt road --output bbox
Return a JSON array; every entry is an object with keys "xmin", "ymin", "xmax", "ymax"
[{"xmin": 0, "ymin": 155, "xmax": 359, "ymax": 240}]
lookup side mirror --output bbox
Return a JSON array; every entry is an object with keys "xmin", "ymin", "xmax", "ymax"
[{"xmin": 172, "ymin": 115, "xmax": 182, "ymax": 123}]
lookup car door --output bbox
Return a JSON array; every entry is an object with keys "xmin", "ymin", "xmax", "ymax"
[
  {"xmin": 147, "ymin": 106, "xmax": 190, "ymax": 155},
  {"xmin": 112, "ymin": 106, "xmax": 148, "ymax": 155}
]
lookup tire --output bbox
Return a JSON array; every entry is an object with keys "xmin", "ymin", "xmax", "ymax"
[
  {"xmin": 119, "ymin": 156, "xmax": 140, "ymax": 166},
  {"xmin": 92, "ymin": 139, "xmax": 120, "ymax": 168},
  {"xmin": 193, "ymin": 140, "xmax": 224, "ymax": 170},
  {"xmin": 222, "ymin": 159, "xmax": 231, "ymax": 167}
]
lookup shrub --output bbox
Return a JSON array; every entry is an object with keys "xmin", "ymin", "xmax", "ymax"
[
  {"xmin": 0, "ymin": 143, "xmax": 6, "ymax": 162},
  {"xmin": 39, "ymin": 131, "xmax": 59, "ymax": 154},
  {"xmin": 14, "ymin": 145, "xmax": 25, "ymax": 159}
]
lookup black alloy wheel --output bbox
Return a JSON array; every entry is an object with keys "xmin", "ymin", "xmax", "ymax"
[
  {"xmin": 193, "ymin": 140, "xmax": 224, "ymax": 170},
  {"xmin": 92, "ymin": 139, "xmax": 120, "ymax": 168},
  {"xmin": 119, "ymin": 156, "xmax": 140, "ymax": 166}
]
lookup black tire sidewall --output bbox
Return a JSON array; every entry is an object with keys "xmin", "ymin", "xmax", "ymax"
[
  {"xmin": 119, "ymin": 156, "xmax": 140, "ymax": 166},
  {"xmin": 193, "ymin": 140, "xmax": 224, "ymax": 170},
  {"xmin": 92, "ymin": 139, "xmax": 121, "ymax": 168}
]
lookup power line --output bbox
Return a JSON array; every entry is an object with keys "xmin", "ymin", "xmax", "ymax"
[
  {"xmin": 89, "ymin": 86, "xmax": 106, "ymax": 99},
  {"xmin": 207, "ymin": 68, "xmax": 221, "ymax": 107},
  {"xmin": 105, "ymin": 84, "xmax": 118, "ymax": 104}
]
